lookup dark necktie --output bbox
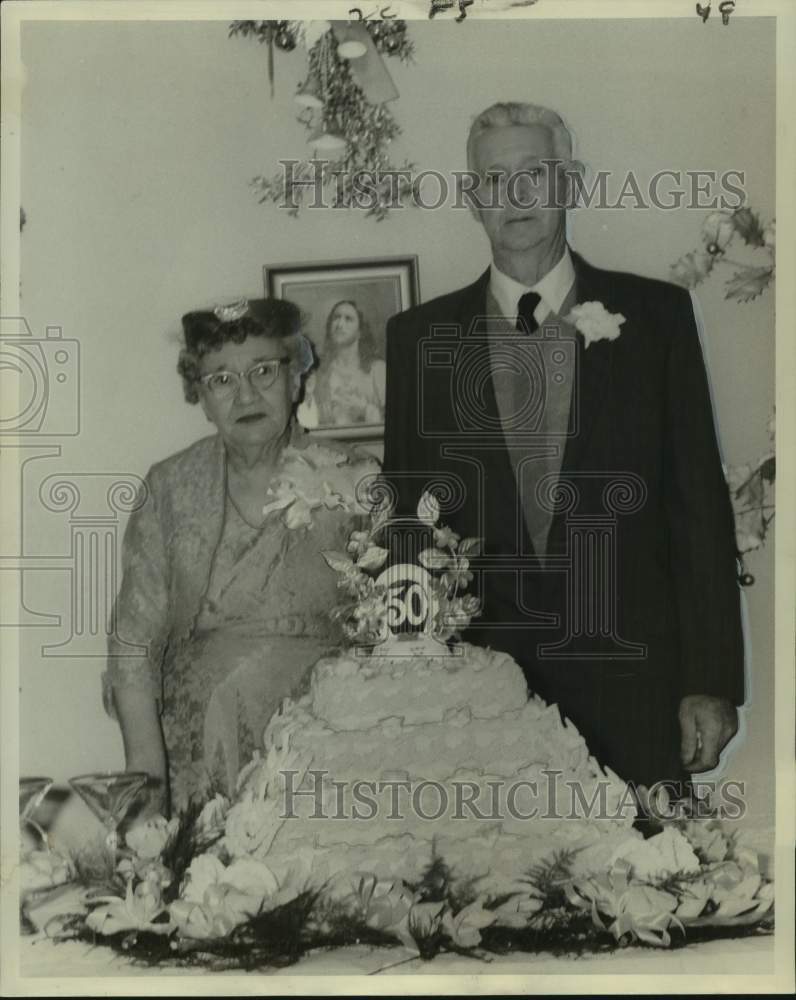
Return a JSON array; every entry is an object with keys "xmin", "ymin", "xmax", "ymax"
[
  {"xmin": 513, "ymin": 290, "xmax": 555, "ymax": 557},
  {"xmin": 516, "ymin": 291, "xmax": 542, "ymax": 333}
]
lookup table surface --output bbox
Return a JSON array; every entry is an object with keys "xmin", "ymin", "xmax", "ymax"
[{"xmin": 16, "ymin": 915, "xmax": 775, "ymax": 979}]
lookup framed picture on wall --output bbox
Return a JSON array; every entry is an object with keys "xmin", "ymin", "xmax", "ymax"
[{"xmin": 264, "ymin": 256, "xmax": 420, "ymax": 440}]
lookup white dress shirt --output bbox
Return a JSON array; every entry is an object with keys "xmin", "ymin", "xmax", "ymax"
[{"xmin": 489, "ymin": 246, "xmax": 576, "ymax": 325}]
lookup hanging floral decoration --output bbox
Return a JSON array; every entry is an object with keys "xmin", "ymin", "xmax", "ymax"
[
  {"xmin": 726, "ymin": 410, "xmax": 775, "ymax": 583},
  {"xmin": 230, "ymin": 18, "xmax": 416, "ymax": 220},
  {"xmin": 671, "ymin": 207, "xmax": 776, "ymax": 580},
  {"xmin": 670, "ymin": 207, "xmax": 775, "ymax": 303}
]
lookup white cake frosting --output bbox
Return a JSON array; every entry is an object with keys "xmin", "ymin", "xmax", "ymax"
[
  {"xmin": 262, "ymin": 640, "xmax": 640, "ymax": 896},
  {"xmin": 309, "ymin": 644, "xmax": 529, "ymax": 730}
]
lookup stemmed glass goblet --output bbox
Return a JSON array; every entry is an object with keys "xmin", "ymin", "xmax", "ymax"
[
  {"xmin": 68, "ymin": 771, "xmax": 149, "ymax": 865},
  {"xmin": 19, "ymin": 776, "xmax": 54, "ymax": 845},
  {"xmin": 19, "ymin": 777, "xmax": 54, "ymax": 935}
]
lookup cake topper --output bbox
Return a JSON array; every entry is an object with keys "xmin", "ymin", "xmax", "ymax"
[{"xmin": 322, "ymin": 490, "xmax": 481, "ymax": 654}]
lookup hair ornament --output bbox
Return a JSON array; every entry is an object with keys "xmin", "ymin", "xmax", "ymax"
[{"xmin": 213, "ymin": 299, "xmax": 250, "ymax": 323}]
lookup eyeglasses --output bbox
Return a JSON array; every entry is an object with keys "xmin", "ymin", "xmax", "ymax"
[{"xmin": 198, "ymin": 358, "xmax": 290, "ymax": 400}]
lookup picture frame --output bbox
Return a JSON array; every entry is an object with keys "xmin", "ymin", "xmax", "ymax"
[{"xmin": 264, "ymin": 256, "xmax": 420, "ymax": 440}]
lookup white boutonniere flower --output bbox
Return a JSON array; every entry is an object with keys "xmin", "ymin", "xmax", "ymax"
[{"xmin": 565, "ymin": 301, "xmax": 626, "ymax": 349}]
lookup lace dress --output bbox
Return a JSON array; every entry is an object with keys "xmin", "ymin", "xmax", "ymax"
[
  {"xmin": 102, "ymin": 428, "xmax": 376, "ymax": 813},
  {"xmin": 160, "ymin": 497, "xmax": 351, "ymax": 810}
]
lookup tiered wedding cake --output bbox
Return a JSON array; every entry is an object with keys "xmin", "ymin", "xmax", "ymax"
[
  {"xmin": 262, "ymin": 644, "xmax": 638, "ymax": 896},
  {"xmin": 256, "ymin": 494, "xmax": 640, "ymax": 897}
]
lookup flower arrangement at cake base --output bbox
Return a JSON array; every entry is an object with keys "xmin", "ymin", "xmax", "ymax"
[{"xmin": 39, "ymin": 745, "xmax": 774, "ymax": 970}]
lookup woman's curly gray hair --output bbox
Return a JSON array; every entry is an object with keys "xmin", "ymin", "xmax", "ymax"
[{"xmin": 177, "ymin": 298, "xmax": 314, "ymax": 404}]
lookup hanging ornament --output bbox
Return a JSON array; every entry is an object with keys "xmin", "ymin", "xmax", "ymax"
[
  {"xmin": 274, "ymin": 23, "xmax": 296, "ymax": 52},
  {"xmin": 312, "ymin": 130, "xmax": 348, "ymax": 154},
  {"xmin": 383, "ymin": 34, "xmax": 401, "ymax": 55},
  {"xmin": 235, "ymin": 17, "xmax": 414, "ymax": 219},
  {"xmin": 295, "ymin": 64, "xmax": 325, "ymax": 108},
  {"xmin": 229, "ymin": 22, "xmax": 303, "ymax": 100},
  {"xmin": 331, "ymin": 21, "xmax": 399, "ymax": 104},
  {"xmin": 338, "ymin": 39, "xmax": 367, "ymax": 59},
  {"xmin": 303, "ymin": 20, "xmax": 332, "ymax": 50}
]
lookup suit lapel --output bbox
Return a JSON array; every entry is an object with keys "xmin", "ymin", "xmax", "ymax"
[{"xmin": 560, "ymin": 252, "xmax": 614, "ymax": 479}]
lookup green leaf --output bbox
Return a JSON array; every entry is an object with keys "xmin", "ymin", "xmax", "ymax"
[
  {"xmin": 417, "ymin": 491, "xmax": 440, "ymax": 526},
  {"xmin": 457, "ymin": 537, "xmax": 482, "ymax": 556},
  {"xmin": 418, "ymin": 548, "xmax": 451, "ymax": 570},
  {"xmin": 731, "ymin": 207, "xmax": 766, "ymax": 247},
  {"xmin": 357, "ymin": 546, "xmax": 389, "ymax": 571},
  {"xmin": 322, "ymin": 550, "xmax": 354, "ymax": 573},
  {"xmin": 758, "ymin": 455, "xmax": 775, "ymax": 484},
  {"xmin": 724, "ymin": 265, "xmax": 774, "ymax": 303}
]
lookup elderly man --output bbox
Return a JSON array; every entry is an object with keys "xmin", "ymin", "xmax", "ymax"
[{"xmin": 382, "ymin": 102, "xmax": 745, "ymax": 789}]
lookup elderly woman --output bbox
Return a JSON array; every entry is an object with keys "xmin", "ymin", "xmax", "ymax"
[
  {"xmin": 103, "ymin": 298, "xmax": 377, "ymax": 813},
  {"xmin": 298, "ymin": 300, "xmax": 387, "ymax": 429}
]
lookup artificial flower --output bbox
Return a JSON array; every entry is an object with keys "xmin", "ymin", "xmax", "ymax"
[
  {"xmin": 407, "ymin": 899, "xmax": 446, "ymax": 943},
  {"xmin": 86, "ymin": 879, "xmax": 170, "ymax": 937},
  {"xmin": 170, "ymin": 855, "xmax": 280, "ymax": 940},
  {"xmin": 607, "ymin": 884, "xmax": 681, "ymax": 946},
  {"xmin": 433, "ymin": 526, "xmax": 460, "ymax": 549},
  {"xmin": 352, "ymin": 593, "xmax": 390, "ymax": 636},
  {"xmin": 417, "ymin": 491, "xmax": 440, "ymax": 526},
  {"xmin": 726, "ymin": 462, "xmax": 754, "ymax": 497},
  {"xmin": 762, "ymin": 220, "xmax": 775, "ymax": 251},
  {"xmin": 283, "ymin": 497, "xmax": 314, "ymax": 530},
  {"xmin": 679, "ymin": 821, "xmax": 731, "ymax": 863},
  {"xmin": 567, "ymin": 873, "xmax": 682, "ymax": 947},
  {"xmin": 356, "ymin": 545, "xmax": 389, "ymax": 571},
  {"xmin": 441, "ymin": 899, "xmax": 497, "ymax": 948},
  {"xmin": 125, "ymin": 815, "xmax": 179, "ymax": 860},
  {"xmin": 181, "ymin": 855, "xmax": 279, "ymax": 904},
  {"xmin": 346, "ymin": 530, "xmax": 372, "ymax": 558},
  {"xmin": 670, "ymin": 250, "xmax": 715, "ymax": 289},
  {"xmin": 490, "ymin": 892, "xmax": 544, "ymax": 929},
  {"xmin": 344, "ymin": 873, "xmax": 417, "ymax": 948},
  {"xmin": 731, "ymin": 206, "xmax": 766, "ymax": 247},
  {"xmin": 565, "ymin": 301, "xmax": 626, "ymax": 349},
  {"xmin": 116, "ymin": 856, "xmax": 173, "ymax": 889},
  {"xmin": 19, "ymin": 849, "xmax": 73, "ymax": 892},
  {"xmin": 701, "ymin": 210, "xmax": 735, "ymax": 254},
  {"xmin": 610, "ymin": 826, "xmax": 700, "ymax": 880},
  {"xmin": 443, "ymin": 557, "xmax": 473, "ymax": 590},
  {"xmin": 441, "ymin": 595, "xmax": 479, "ymax": 629},
  {"xmin": 725, "ymin": 461, "xmax": 768, "ymax": 553},
  {"xmin": 418, "ymin": 548, "xmax": 452, "ymax": 571},
  {"xmin": 262, "ymin": 448, "xmax": 375, "ymax": 530}
]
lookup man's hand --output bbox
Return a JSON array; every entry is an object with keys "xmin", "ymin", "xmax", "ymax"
[{"xmin": 679, "ymin": 695, "xmax": 738, "ymax": 772}]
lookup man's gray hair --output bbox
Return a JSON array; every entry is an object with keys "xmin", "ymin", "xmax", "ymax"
[{"xmin": 466, "ymin": 102, "xmax": 576, "ymax": 170}]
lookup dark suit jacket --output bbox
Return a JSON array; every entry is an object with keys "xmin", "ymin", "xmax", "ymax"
[{"xmin": 382, "ymin": 250, "xmax": 745, "ymax": 785}]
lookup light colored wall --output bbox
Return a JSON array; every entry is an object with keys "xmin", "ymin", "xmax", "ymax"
[{"xmin": 18, "ymin": 18, "xmax": 775, "ymax": 826}]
